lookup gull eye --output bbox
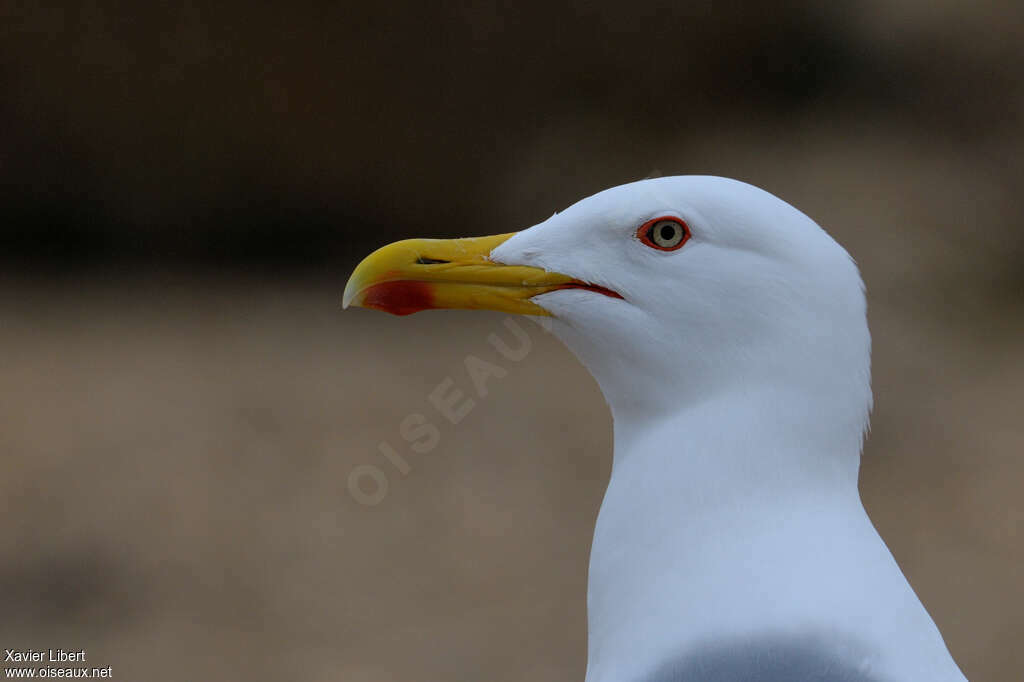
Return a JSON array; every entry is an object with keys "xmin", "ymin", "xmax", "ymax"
[{"xmin": 638, "ymin": 216, "xmax": 689, "ymax": 251}]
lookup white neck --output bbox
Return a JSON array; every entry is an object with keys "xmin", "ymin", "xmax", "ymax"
[{"xmin": 582, "ymin": 388, "xmax": 965, "ymax": 682}]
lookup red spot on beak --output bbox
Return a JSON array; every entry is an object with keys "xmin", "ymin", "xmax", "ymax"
[{"xmin": 361, "ymin": 280, "xmax": 436, "ymax": 316}]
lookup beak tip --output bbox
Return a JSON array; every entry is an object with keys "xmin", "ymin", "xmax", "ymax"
[{"xmin": 342, "ymin": 278, "xmax": 361, "ymax": 310}]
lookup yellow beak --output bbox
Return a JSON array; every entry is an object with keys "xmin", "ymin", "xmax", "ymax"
[{"xmin": 343, "ymin": 233, "xmax": 619, "ymax": 316}]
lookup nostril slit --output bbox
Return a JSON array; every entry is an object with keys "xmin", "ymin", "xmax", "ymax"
[{"xmin": 416, "ymin": 257, "xmax": 450, "ymax": 265}]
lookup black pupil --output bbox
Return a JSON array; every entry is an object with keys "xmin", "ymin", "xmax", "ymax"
[{"xmin": 659, "ymin": 223, "xmax": 677, "ymax": 242}]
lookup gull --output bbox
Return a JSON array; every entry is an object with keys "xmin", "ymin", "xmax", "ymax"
[{"xmin": 343, "ymin": 176, "xmax": 968, "ymax": 681}]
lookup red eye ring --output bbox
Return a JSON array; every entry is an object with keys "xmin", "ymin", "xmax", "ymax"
[{"xmin": 637, "ymin": 216, "xmax": 690, "ymax": 251}]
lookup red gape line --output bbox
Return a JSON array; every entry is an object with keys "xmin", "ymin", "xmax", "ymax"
[
  {"xmin": 555, "ymin": 282, "xmax": 624, "ymax": 299},
  {"xmin": 637, "ymin": 215, "xmax": 690, "ymax": 251}
]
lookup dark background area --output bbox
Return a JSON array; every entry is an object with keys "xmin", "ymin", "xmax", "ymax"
[
  {"xmin": 1, "ymin": 2, "xmax": 1022, "ymax": 681},
  {"xmin": 3, "ymin": 2, "xmax": 1021, "ymax": 271}
]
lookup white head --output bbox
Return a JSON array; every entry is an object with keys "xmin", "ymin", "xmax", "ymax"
[
  {"xmin": 345, "ymin": 175, "xmax": 871, "ymax": 457},
  {"xmin": 492, "ymin": 176, "xmax": 871, "ymax": 435}
]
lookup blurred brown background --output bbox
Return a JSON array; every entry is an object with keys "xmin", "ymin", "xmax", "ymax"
[{"xmin": 1, "ymin": 2, "xmax": 1022, "ymax": 680}]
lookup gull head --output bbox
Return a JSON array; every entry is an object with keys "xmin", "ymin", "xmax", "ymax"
[{"xmin": 344, "ymin": 176, "xmax": 871, "ymax": 428}]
